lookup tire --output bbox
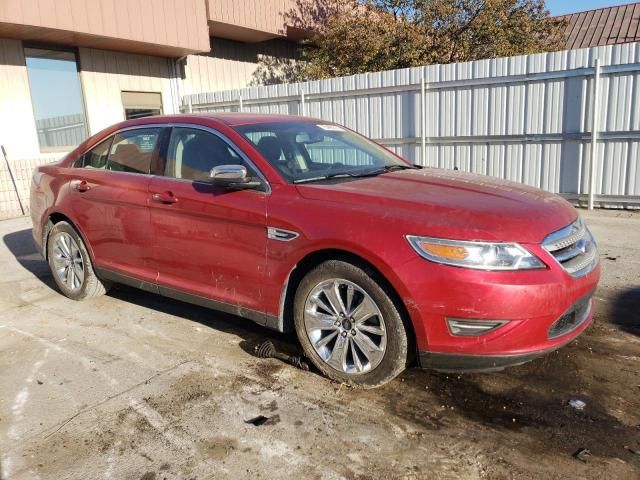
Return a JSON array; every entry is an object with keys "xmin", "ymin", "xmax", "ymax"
[
  {"xmin": 294, "ymin": 260, "xmax": 409, "ymax": 388},
  {"xmin": 47, "ymin": 221, "xmax": 110, "ymax": 300}
]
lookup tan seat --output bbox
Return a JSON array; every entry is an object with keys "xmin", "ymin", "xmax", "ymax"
[{"xmin": 110, "ymin": 143, "xmax": 149, "ymax": 173}]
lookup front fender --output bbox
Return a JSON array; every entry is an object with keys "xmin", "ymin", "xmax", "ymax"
[{"xmin": 270, "ymin": 237, "xmax": 419, "ymax": 334}]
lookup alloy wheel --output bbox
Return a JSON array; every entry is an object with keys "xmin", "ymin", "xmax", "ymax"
[
  {"xmin": 51, "ymin": 232, "xmax": 85, "ymax": 291},
  {"xmin": 304, "ymin": 278, "xmax": 387, "ymax": 375}
]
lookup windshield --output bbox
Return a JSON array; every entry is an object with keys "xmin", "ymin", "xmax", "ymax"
[{"xmin": 233, "ymin": 121, "xmax": 411, "ymax": 183}]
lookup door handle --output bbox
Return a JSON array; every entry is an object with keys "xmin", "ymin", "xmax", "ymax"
[
  {"xmin": 71, "ymin": 180, "xmax": 91, "ymax": 192},
  {"xmin": 151, "ymin": 191, "xmax": 178, "ymax": 204}
]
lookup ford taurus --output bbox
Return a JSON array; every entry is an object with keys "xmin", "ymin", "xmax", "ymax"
[{"xmin": 30, "ymin": 114, "xmax": 600, "ymax": 387}]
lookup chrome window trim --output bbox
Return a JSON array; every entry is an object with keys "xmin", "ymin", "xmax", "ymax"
[
  {"xmin": 74, "ymin": 124, "xmax": 165, "ymax": 175},
  {"xmin": 71, "ymin": 122, "xmax": 272, "ymax": 193}
]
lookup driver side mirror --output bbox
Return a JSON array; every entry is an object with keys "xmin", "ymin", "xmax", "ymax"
[{"xmin": 209, "ymin": 165, "xmax": 262, "ymax": 190}]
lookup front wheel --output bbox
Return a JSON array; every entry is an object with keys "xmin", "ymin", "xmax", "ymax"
[{"xmin": 294, "ymin": 260, "xmax": 409, "ymax": 388}]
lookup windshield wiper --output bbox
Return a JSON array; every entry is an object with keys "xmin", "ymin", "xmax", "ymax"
[
  {"xmin": 293, "ymin": 172, "xmax": 359, "ymax": 184},
  {"xmin": 351, "ymin": 164, "xmax": 422, "ymax": 177},
  {"xmin": 293, "ymin": 164, "xmax": 422, "ymax": 184}
]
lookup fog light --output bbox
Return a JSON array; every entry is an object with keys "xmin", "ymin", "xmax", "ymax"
[{"xmin": 446, "ymin": 318, "xmax": 507, "ymax": 336}]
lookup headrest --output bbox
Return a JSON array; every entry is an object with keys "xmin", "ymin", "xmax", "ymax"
[{"xmin": 256, "ymin": 136, "xmax": 283, "ymax": 163}]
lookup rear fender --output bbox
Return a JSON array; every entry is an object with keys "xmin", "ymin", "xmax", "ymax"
[{"xmin": 42, "ymin": 210, "xmax": 96, "ymax": 264}]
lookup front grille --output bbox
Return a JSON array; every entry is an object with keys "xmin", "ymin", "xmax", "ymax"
[
  {"xmin": 542, "ymin": 218, "xmax": 598, "ymax": 277},
  {"xmin": 548, "ymin": 293, "xmax": 593, "ymax": 339}
]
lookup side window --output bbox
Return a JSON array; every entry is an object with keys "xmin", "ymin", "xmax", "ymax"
[
  {"xmin": 81, "ymin": 138, "xmax": 112, "ymax": 169},
  {"xmin": 107, "ymin": 128, "xmax": 161, "ymax": 174},
  {"xmin": 165, "ymin": 128, "xmax": 246, "ymax": 182}
]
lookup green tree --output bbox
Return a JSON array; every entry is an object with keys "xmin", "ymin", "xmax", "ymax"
[{"xmin": 253, "ymin": 0, "xmax": 565, "ymax": 83}]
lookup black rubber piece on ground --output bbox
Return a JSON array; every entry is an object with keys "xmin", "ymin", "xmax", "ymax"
[
  {"xmin": 255, "ymin": 340, "xmax": 310, "ymax": 371},
  {"xmin": 245, "ymin": 415, "xmax": 269, "ymax": 426}
]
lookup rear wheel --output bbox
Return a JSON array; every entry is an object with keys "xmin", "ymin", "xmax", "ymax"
[
  {"xmin": 47, "ymin": 221, "xmax": 110, "ymax": 300},
  {"xmin": 294, "ymin": 260, "xmax": 409, "ymax": 388}
]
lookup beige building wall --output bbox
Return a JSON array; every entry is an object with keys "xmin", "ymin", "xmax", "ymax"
[
  {"xmin": 0, "ymin": 38, "xmax": 40, "ymax": 159},
  {"xmin": 182, "ymin": 37, "xmax": 299, "ymax": 96},
  {"xmin": 0, "ymin": 39, "xmax": 182, "ymax": 160},
  {"xmin": 207, "ymin": 0, "xmax": 299, "ymax": 39},
  {"xmin": 0, "ymin": 39, "xmax": 59, "ymax": 219},
  {"xmin": 0, "ymin": 34, "xmax": 298, "ymax": 164},
  {"xmin": 79, "ymin": 48, "xmax": 179, "ymax": 134},
  {"xmin": 0, "ymin": 0, "xmax": 210, "ymax": 56}
]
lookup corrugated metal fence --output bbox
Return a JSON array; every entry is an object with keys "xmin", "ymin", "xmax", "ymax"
[{"xmin": 183, "ymin": 43, "xmax": 640, "ymax": 208}]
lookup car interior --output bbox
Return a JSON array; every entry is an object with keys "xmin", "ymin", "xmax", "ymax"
[
  {"xmin": 165, "ymin": 130, "xmax": 246, "ymax": 182},
  {"xmin": 251, "ymin": 131, "xmax": 351, "ymax": 181},
  {"xmin": 108, "ymin": 143, "xmax": 150, "ymax": 174}
]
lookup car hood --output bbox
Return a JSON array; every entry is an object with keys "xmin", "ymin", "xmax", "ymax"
[{"xmin": 295, "ymin": 168, "xmax": 577, "ymax": 244}]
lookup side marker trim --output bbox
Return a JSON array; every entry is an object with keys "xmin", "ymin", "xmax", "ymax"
[{"xmin": 267, "ymin": 227, "xmax": 299, "ymax": 242}]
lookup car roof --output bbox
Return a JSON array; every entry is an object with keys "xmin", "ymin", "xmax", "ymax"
[
  {"xmin": 73, "ymin": 113, "xmax": 335, "ymax": 162},
  {"xmin": 119, "ymin": 113, "xmax": 325, "ymax": 128}
]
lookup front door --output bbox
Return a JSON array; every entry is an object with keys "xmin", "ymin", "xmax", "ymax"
[
  {"xmin": 148, "ymin": 126, "xmax": 268, "ymax": 320},
  {"xmin": 67, "ymin": 127, "xmax": 162, "ymax": 283}
]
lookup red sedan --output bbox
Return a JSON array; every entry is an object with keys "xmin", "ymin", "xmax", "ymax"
[{"xmin": 30, "ymin": 114, "xmax": 600, "ymax": 387}]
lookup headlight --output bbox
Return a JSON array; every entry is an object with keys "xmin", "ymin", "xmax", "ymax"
[{"xmin": 406, "ymin": 235, "xmax": 545, "ymax": 270}]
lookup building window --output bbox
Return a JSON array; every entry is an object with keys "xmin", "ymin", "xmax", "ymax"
[
  {"xmin": 24, "ymin": 47, "xmax": 89, "ymax": 152},
  {"xmin": 121, "ymin": 91, "xmax": 163, "ymax": 120}
]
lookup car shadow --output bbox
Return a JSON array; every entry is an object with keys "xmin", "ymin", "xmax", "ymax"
[
  {"xmin": 2, "ymin": 228, "xmax": 58, "ymax": 290},
  {"xmin": 107, "ymin": 283, "xmax": 300, "ymax": 357},
  {"xmin": 610, "ymin": 287, "xmax": 640, "ymax": 337},
  {"xmin": 3, "ymin": 228, "xmax": 301, "ymax": 359}
]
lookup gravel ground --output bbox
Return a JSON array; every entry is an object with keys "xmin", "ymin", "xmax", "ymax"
[{"xmin": 0, "ymin": 209, "xmax": 638, "ymax": 480}]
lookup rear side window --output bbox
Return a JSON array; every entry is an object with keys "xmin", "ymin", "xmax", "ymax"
[
  {"xmin": 81, "ymin": 138, "xmax": 112, "ymax": 169},
  {"xmin": 107, "ymin": 128, "xmax": 161, "ymax": 174}
]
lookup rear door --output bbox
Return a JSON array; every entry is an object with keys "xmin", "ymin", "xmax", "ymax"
[
  {"xmin": 67, "ymin": 127, "xmax": 163, "ymax": 283},
  {"xmin": 148, "ymin": 126, "xmax": 269, "ymax": 319}
]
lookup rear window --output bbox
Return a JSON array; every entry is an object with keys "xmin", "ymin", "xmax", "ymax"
[
  {"xmin": 80, "ymin": 138, "xmax": 112, "ymax": 169},
  {"xmin": 107, "ymin": 128, "xmax": 161, "ymax": 174}
]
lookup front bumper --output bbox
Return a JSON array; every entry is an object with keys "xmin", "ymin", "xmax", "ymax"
[
  {"xmin": 420, "ymin": 349, "xmax": 556, "ymax": 372},
  {"xmin": 395, "ymin": 243, "xmax": 600, "ymax": 365},
  {"xmin": 418, "ymin": 291, "xmax": 594, "ymax": 372},
  {"xmin": 419, "ymin": 330, "xmax": 579, "ymax": 372}
]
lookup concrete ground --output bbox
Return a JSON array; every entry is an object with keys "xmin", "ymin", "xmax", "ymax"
[{"xmin": 0, "ymin": 210, "xmax": 638, "ymax": 480}]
